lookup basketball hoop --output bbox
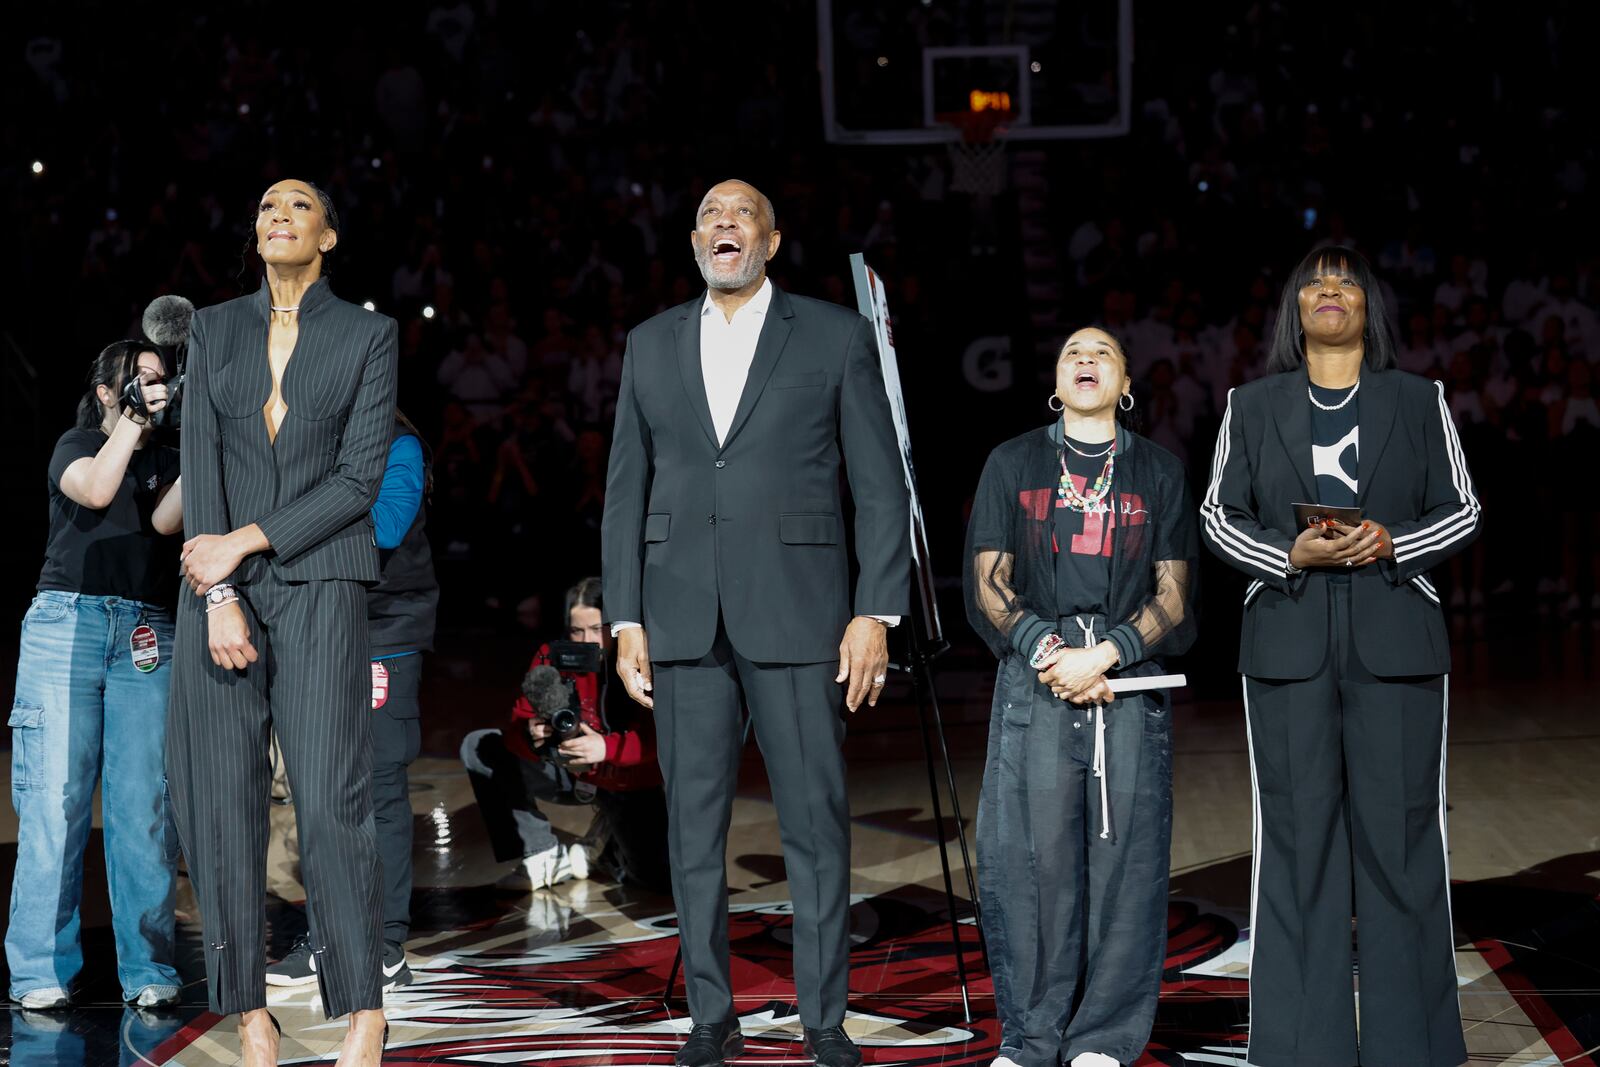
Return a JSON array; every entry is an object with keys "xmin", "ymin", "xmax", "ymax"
[{"xmin": 939, "ymin": 109, "xmax": 1010, "ymax": 198}]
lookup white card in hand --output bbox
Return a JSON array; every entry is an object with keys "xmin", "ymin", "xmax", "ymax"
[{"xmin": 1106, "ymin": 673, "xmax": 1187, "ymax": 694}]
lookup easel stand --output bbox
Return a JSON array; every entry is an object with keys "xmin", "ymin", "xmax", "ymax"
[{"xmin": 900, "ymin": 624, "xmax": 987, "ymax": 1024}]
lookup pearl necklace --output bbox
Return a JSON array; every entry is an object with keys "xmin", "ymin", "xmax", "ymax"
[
  {"xmin": 270, "ymin": 305, "xmax": 300, "ymax": 313},
  {"xmin": 1308, "ymin": 378, "xmax": 1360, "ymax": 411}
]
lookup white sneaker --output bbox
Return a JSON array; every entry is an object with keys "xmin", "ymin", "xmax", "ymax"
[
  {"xmin": 133, "ymin": 984, "xmax": 180, "ymax": 1008},
  {"xmin": 1071, "ymin": 1054, "xmax": 1120, "ymax": 1067},
  {"xmin": 566, "ymin": 842, "xmax": 591, "ymax": 881},
  {"xmin": 17, "ymin": 987, "xmax": 70, "ymax": 1010},
  {"xmin": 523, "ymin": 844, "xmax": 576, "ymax": 890},
  {"xmin": 991, "ymin": 1057, "xmax": 1023, "ymax": 1067}
]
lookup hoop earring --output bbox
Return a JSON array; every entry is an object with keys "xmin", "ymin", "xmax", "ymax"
[
  {"xmin": 1048, "ymin": 394, "xmax": 1065, "ymax": 412},
  {"xmin": 1119, "ymin": 393, "xmax": 1134, "ymax": 412}
]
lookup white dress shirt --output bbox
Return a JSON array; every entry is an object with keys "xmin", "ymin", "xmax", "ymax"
[
  {"xmin": 700, "ymin": 278, "xmax": 773, "ymax": 444},
  {"xmin": 612, "ymin": 279, "xmax": 897, "ymax": 635}
]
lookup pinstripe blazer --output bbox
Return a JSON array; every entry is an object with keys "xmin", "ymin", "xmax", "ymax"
[
  {"xmin": 1201, "ymin": 367, "xmax": 1481, "ymax": 679},
  {"xmin": 181, "ymin": 277, "xmax": 399, "ymax": 584}
]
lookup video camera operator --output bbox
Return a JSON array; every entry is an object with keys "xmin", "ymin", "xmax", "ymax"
[
  {"xmin": 460, "ymin": 578, "xmax": 669, "ymax": 894},
  {"xmin": 6, "ymin": 340, "xmax": 183, "ymax": 1011}
]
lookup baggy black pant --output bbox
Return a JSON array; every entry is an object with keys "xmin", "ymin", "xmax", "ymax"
[
  {"xmin": 977, "ymin": 616, "xmax": 1174, "ymax": 1067},
  {"xmin": 651, "ymin": 618, "xmax": 851, "ymax": 1030},
  {"xmin": 167, "ymin": 569, "xmax": 383, "ymax": 1018},
  {"xmin": 1243, "ymin": 580, "xmax": 1466, "ymax": 1067},
  {"xmin": 371, "ymin": 653, "xmax": 422, "ymax": 947}
]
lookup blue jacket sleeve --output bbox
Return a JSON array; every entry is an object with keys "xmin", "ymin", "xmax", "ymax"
[{"xmin": 371, "ymin": 434, "xmax": 425, "ymax": 550}]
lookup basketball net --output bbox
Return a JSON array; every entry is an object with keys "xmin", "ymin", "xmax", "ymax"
[{"xmin": 942, "ymin": 110, "xmax": 1009, "ymax": 197}]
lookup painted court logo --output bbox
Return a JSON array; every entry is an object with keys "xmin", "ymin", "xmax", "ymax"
[{"xmin": 276, "ymin": 895, "xmax": 1246, "ymax": 1066}]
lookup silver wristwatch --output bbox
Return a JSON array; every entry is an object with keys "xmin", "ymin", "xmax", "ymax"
[{"xmin": 206, "ymin": 584, "xmax": 236, "ymax": 606}]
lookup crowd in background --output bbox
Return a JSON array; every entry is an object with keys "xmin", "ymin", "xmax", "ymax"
[{"xmin": 7, "ymin": 0, "xmax": 1595, "ymax": 641}]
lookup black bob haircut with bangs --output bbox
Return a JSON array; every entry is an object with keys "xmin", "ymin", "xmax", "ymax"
[{"xmin": 1266, "ymin": 244, "xmax": 1398, "ymax": 374}]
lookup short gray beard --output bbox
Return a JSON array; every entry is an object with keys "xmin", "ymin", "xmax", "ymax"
[{"xmin": 695, "ymin": 241, "xmax": 768, "ymax": 291}]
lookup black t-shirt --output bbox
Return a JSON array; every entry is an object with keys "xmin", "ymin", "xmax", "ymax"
[
  {"xmin": 1052, "ymin": 437, "xmax": 1117, "ymax": 618},
  {"xmin": 38, "ymin": 427, "xmax": 181, "ymax": 606},
  {"xmin": 1309, "ymin": 383, "xmax": 1360, "ymax": 508}
]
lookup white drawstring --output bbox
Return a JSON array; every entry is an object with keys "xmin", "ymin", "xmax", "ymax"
[
  {"xmin": 1092, "ymin": 702, "xmax": 1110, "ymax": 839},
  {"xmin": 1075, "ymin": 617, "xmax": 1113, "ymax": 840}
]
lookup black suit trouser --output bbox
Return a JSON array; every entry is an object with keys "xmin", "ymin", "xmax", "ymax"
[
  {"xmin": 652, "ymin": 619, "xmax": 850, "ymax": 1030},
  {"xmin": 371, "ymin": 653, "xmax": 422, "ymax": 947},
  {"xmin": 167, "ymin": 569, "xmax": 384, "ymax": 1018},
  {"xmin": 1243, "ymin": 579, "xmax": 1466, "ymax": 1067}
]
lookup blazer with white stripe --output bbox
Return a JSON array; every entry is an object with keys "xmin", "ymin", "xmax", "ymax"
[
  {"xmin": 1202, "ymin": 366, "xmax": 1480, "ymax": 679},
  {"xmin": 181, "ymin": 278, "xmax": 399, "ymax": 585}
]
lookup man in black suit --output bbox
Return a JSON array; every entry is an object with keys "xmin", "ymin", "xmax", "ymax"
[{"xmin": 602, "ymin": 180, "xmax": 909, "ymax": 1067}]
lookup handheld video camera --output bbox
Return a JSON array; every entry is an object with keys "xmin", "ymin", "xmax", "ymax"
[
  {"xmin": 121, "ymin": 295, "xmax": 195, "ymax": 429},
  {"xmin": 520, "ymin": 641, "xmax": 604, "ymax": 754}
]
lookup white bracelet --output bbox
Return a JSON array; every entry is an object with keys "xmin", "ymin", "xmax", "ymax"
[{"xmin": 206, "ymin": 597, "xmax": 240, "ymax": 614}]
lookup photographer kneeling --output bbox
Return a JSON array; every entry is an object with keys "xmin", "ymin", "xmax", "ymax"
[{"xmin": 460, "ymin": 578, "xmax": 669, "ymax": 893}]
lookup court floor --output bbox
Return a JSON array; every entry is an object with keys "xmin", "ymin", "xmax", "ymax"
[{"xmin": 1, "ymin": 625, "xmax": 1596, "ymax": 1065}]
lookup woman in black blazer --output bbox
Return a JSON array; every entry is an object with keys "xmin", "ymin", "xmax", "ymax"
[
  {"xmin": 167, "ymin": 180, "xmax": 395, "ymax": 1065},
  {"xmin": 1202, "ymin": 246, "xmax": 1478, "ymax": 1067}
]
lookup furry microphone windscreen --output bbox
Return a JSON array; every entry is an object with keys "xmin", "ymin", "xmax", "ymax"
[
  {"xmin": 142, "ymin": 295, "xmax": 195, "ymax": 347},
  {"xmin": 521, "ymin": 664, "xmax": 573, "ymax": 717}
]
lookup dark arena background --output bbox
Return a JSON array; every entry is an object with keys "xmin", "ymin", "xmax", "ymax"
[{"xmin": 3, "ymin": 1, "xmax": 1598, "ymax": 1064}]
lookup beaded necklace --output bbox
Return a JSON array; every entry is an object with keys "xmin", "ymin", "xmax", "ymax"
[{"xmin": 1058, "ymin": 443, "xmax": 1116, "ymax": 513}]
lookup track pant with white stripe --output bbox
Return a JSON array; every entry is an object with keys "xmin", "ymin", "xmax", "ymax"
[{"xmin": 1243, "ymin": 579, "xmax": 1465, "ymax": 1067}]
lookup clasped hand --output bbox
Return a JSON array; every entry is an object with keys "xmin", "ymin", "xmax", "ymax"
[
  {"xmin": 1038, "ymin": 643, "xmax": 1117, "ymax": 705},
  {"xmin": 181, "ymin": 533, "xmax": 247, "ymax": 596},
  {"xmin": 1288, "ymin": 520, "xmax": 1392, "ymax": 570}
]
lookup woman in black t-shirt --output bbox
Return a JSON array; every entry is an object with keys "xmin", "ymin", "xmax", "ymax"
[
  {"xmin": 7, "ymin": 341, "xmax": 183, "ymax": 1011},
  {"xmin": 965, "ymin": 328, "xmax": 1199, "ymax": 1067}
]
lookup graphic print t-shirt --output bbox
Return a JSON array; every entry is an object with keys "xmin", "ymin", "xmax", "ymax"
[
  {"xmin": 1309, "ymin": 383, "xmax": 1359, "ymax": 508},
  {"xmin": 1051, "ymin": 437, "xmax": 1128, "ymax": 619}
]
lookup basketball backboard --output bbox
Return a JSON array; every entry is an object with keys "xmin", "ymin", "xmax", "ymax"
[{"xmin": 818, "ymin": 0, "xmax": 1133, "ymax": 145}]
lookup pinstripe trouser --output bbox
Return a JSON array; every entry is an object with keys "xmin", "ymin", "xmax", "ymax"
[
  {"xmin": 1242, "ymin": 579, "xmax": 1465, "ymax": 1067},
  {"xmin": 167, "ymin": 568, "xmax": 383, "ymax": 1018}
]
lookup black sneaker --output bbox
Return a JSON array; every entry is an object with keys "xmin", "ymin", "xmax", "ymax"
[
  {"xmin": 264, "ymin": 934, "xmax": 318, "ymax": 987},
  {"xmin": 382, "ymin": 941, "xmax": 412, "ymax": 992}
]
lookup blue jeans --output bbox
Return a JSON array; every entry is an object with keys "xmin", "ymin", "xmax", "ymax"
[{"xmin": 6, "ymin": 591, "xmax": 180, "ymax": 1001}]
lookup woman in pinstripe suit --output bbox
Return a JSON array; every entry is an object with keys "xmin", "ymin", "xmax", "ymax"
[
  {"xmin": 1201, "ymin": 246, "xmax": 1478, "ymax": 1067},
  {"xmin": 167, "ymin": 179, "xmax": 395, "ymax": 1065}
]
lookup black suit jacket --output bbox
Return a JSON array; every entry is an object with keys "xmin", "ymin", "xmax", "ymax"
[
  {"xmin": 181, "ymin": 278, "xmax": 400, "ymax": 584},
  {"xmin": 1202, "ymin": 367, "xmax": 1481, "ymax": 679},
  {"xmin": 601, "ymin": 285, "xmax": 911, "ymax": 664}
]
